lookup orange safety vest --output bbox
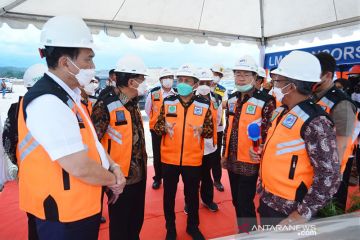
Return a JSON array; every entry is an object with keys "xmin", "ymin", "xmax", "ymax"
[
  {"xmin": 224, "ymin": 90, "xmax": 273, "ymax": 164},
  {"xmin": 161, "ymin": 95, "xmax": 210, "ymax": 166},
  {"xmin": 316, "ymin": 87, "xmax": 359, "ymax": 173},
  {"xmin": 149, "ymin": 86, "xmax": 165, "ymax": 130},
  {"xmin": 209, "ymin": 93, "xmax": 222, "ymax": 146},
  {"xmin": 17, "ymin": 76, "xmax": 102, "ymax": 222},
  {"xmin": 100, "ymin": 91, "xmax": 137, "ymax": 177},
  {"xmin": 261, "ymin": 100, "xmax": 330, "ymax": 201}
]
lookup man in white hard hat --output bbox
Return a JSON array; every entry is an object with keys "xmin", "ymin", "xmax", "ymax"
[
  {"xmin": 251, "ymin": 50, "xmax": 341, "ymax": 226},
  {"xmin": 154, "ymin": 64, "xmax": 214, "ymax": 240},
  {"xmin": 2, "ymin": 63, "xmax": 47, "ymax": 240},
  {"xmin": 145, "ymin": 68, "xmax": 177, "ymax": 190},
  {"xmin": 222, "ymin": 55, "xmax": 276, "ymax": 233},
  {"xmin": 91, "ymin": 55, "xmax": 148, "ymax": 240},
  {"xmin": 210, "ymin": 64, "xmax": 227, "ymax": 191},
  {"xmin": 313, "ymin": 52, "xmax": 357, "ymax": 213},
  {"xmin": 17, "ymin": 16, "xmax": 125, "ymax": 239}
]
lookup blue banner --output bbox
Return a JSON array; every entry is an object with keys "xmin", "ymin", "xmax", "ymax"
[{"xmin": 264, "ymin": 40, "xmax": 360, "ymax": 70}]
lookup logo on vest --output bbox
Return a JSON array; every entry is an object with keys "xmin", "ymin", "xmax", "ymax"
[
  {"xmin": 229, "ymin": 103, "xmax": 235, "ymax": 113},
  {"xmin": 282, "ymin": 114, "xmax": 298, "ymax": 129},
  {"xmin": 115, "ymin": 110, "xmax": 126, "ymax": 122},
  {"xmin": 246, "ymin": 105, "xmax": 256, "ymax": 115},
  {"xmin": 168, "ymin": 105, "xmax": 177, "ymax": 114},
  {"xmin": 194, "ymin": 106, "xmax": 203, "ymax": 116},
  {"xmin": 153, "ymin": 92, "xmax": 160, "ymax": 100}
]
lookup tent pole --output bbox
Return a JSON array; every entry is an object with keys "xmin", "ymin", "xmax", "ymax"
[{"xmin": 259, "ymin": 0, "xmax": 266, "ymax": 67}]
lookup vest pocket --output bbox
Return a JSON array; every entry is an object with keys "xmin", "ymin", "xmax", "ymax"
[
  {"xmin": 43, "ymin": 195, "xmax": 59, "ymax": 221},
  {"xmin": 288, "ymin": 155, "xmax": 298, "ymax": 180},
  {"xmin": 295, "ymin": 181, "xmax": 308, "ymax": 202},
  {"xmin": 62, "ymin": 169, "xmax": 70, "ymax": 190},
  {"xmin": 107, "ymin": 139, "xmax": 112, "ymax": 154}
]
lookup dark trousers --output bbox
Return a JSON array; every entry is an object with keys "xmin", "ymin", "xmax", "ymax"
[
  {"xmin": 108, "ymin": 179, "xmax": 146, "ymax": 240},
  {"xmin": 258, "ymin": 200, "xmax": 288, "ymax": 226},
  {"xmin": 162, "ymin": 163, "xmax": 201, "ymax": 231},
  {"xmin": 212, "ymin": 131, "xmax": 223, "ymax": 182},
  {"xmin": 333, "ymin": 157, "xmax": 354, "ymax": 211},
  {"xmin": 34, "ymin": 213, "xmax": 101, "ymax": 240},
  {"xmin": 228, "ymin": 170, "xmax": 258, "ymax": 232},
  {"xmin": 151, "ymin": 130, "xmax": 162, "ymax": 181},
  {"xmin": 200, "ymin": 151, "xmax": 216, "ymax": 204},
  {"xmin": 27, "ymin": 213, "xmax": 39, "ymax": 240}
]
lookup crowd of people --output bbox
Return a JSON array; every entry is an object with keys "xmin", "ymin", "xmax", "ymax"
[{"xmin": 1, "ymin": 15, "xmax": 360, "ymax": 240}]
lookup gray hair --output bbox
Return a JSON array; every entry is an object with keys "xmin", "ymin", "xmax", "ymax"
[{"xmin": 287, "ymin": 78, "xmax": 315, "ymax": 95}]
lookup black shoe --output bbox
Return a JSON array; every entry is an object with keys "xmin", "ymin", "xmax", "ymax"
[
  {"xmin": 203, "ymin": 202, "xmax": 219, "ymax": 212},
  {"xmin": 186, "ymin": 227, "xmax": 205, "ymax": 240},
  {"xmin": 165, "ymin": 229, "xmax": 177, "ymax": 240},
  {"xmin": 214, "ymin": 181, "xmax": 224, "ymax": 192},
  {"xmin": 184, "ymin": 204, "xmax": 188, "ymax": 215},
  {"xmin": 152, "ymin": 180, "xmax": 161, "ymax": 189},
  {"xmin": 100, "ymin": 216, "xmax": 106, "ymax": 224}
]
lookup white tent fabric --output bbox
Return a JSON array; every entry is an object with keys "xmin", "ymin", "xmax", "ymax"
[{"xmin": 0, "ymin": 0, "xmax": 359, "ymax": 46}]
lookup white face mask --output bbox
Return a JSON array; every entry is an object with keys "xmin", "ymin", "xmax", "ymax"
[
  {"xmin": 111, "ymin": 81, "xmax": 117, "ymax": 87},
  {"xmin": 84, "ymin": 82, "xmax": 99, "ymax": 96},
  {"xmin": 162, "ymin": 78, "xmax": 173, "ymax": 89},
  {"xmin": 196, "ymin": 85, "xmax": 211, "ymax": 96},
  {"xmin": 67, "ymin": 58, "xmax": 96, "ymax": 87},
  {"xmin": 212, "ymin": 76, "xmax": 221, "ymax": 84},
  {"xmin": 273, "ymin": 83, "xmax": 291, "ymax": 103},
  {"xmin": 134, "ymin": 80, "xmax": 148, "ymax": 96},
  {"xmin": 351, "ymin": 93, "xmax": 360, "ymax": 103}
]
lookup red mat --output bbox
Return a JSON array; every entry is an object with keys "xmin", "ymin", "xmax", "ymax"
[{"xmin": 0, "ymin": 166, "xmax": 358, "ymax": 240}]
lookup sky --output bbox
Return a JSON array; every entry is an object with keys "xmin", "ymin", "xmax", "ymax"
[
  {"xmin": 0, "ymin": 23, "xmax": 260, "ymax": 71},
  {"xmin": 0, "ymin": 23, "xmax": 359, "ymax": 72}
]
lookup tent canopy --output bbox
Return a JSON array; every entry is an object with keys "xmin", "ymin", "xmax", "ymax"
[{"xmin": 0, "ymin": 0, "xmax": 359, "ymax": 46}]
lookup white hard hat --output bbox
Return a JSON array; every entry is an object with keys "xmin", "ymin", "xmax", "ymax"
[
  {"xmin": 159, "ymin": 68, "xmax": 174, "ymax": 79},
  {"xmin": 115, "ymin": 55, "xmax": 147, "ymax": 75},
  {"xmin": 176, "ymin": 64, "xmax": 198, "ymax": 79},
  {"xmin": 257, "ymin": 67, "xmax": 266, "ymax": 78},
  {"xmin": 23, "ymin": 64, "xmax": 47, "ymax": 88},
  {"xmin": 233, "ymin": 55, "xmax": 258, "ymax": 73},
  {"xmin": 271, "ymin": 50, "xmax": 321, "ymax": 82},
  {"xmin": 211, "ymin": 64, "xmax": 225, "ymax": 75},
  {"xmin": 197, "ymin": 68, "xmax": 213, "ymax": 81},
  {"xmin": 40, "ymin": 16, "xmax": 95, "ymax": 49}
]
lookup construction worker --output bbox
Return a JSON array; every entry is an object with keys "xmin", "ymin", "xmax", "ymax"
[
  {"xmin": 17, "ymin": 16, "xmax": 125, "ymax": 240},
  {"xmin": 312, "ymin": 52, "xmax": 357, "ymax": 212},
  {"xmin": 91, "ymin": 55, "xmax": 148, "ymax": 240},
  {"xmin": 256, "ymin": 66, "xmax": 269, "ymax": 93},
  {"xmin": 2, "ymin": 63, "xmax": 47, "ymax": 240},
  {"xmin": 145, "ymin": 68, "xmax": 176, "ymax": 189},
  {"xmin": 194, "ymin": 68, "xmax": 222, "ymax": 212},
  {"xmin": 210, "ymin": 64, "xmax": 227, "ymax": 191},
  {"xmin": 154, "ymin": 64, "xmax": 214, "ymax": 240},
  {"xmin": 253, "ymin": 51, "xmax": 341, "ymax": 226},
  {"xmin": 80, "ymin": 77, "xmax": 100, "ymax": 115},
  {"xmin": 222, "ymin": 55, "xmax": 275, "ymax": 233}
]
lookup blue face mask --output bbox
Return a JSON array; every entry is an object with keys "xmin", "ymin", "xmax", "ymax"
[{"xmin": 177, "ymin": 83, "xmax": 194, "ymax": 96}]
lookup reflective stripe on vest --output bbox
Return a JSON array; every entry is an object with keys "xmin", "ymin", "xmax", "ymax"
[
  {"xmin": 101, "ymin": 99, "xmax": 133, "ymax": 176},
  {"xmin": 161, "ymin": 98, "xmax": 209, "ymax": 166},
  {"xmin": 224, "ymin": 95, "xmax": 265, "ymax": 164},
  {"xmin": 149, "ymin": 89, "xmax": 163, "ymax": 129},
  {"xmin": 17, "ymin": 97, "xmax": 102, "ymax": 222},
  {"xmin": 261, "ymin": 105, "xmax": 314, "ymax": 201}
]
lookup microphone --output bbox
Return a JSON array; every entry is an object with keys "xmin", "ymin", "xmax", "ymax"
[{"xmin": 247, "ymin": 123, "xmax": 261, "ymax": 152}]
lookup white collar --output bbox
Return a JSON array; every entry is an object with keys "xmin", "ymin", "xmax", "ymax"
[
  {"xmin": 161, "ymin": 87, "xmax": 176, "ymax": 95},
  {"xmin": 46, "ymin": 71, "xmax": 82, "ymax": 104}
]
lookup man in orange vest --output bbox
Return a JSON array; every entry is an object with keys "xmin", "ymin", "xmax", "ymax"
[
  {"xmin": 252, "ymin": 51, "xmax": 341, "ymax": 226},
  {"xmin": 222, "ymin": 55, "xmax": 275, "ymax": 233},
  {"xmin": 154, "ymin": 64, "xmax": 214, "ymax": 240},
  {"xmin": 313, "ymin": 52, "xmax": 357, "ymax": 212},
  {"xmin": 17, "ymin": 16, "xmax": 126, "ymax": 240},
  {"xmin": 91, "ymin": 55, "xmax": 148, "ymax": 240},
  {"xmin": 145, "ymin": 68, "xmax": 177, "ymax": 189}
]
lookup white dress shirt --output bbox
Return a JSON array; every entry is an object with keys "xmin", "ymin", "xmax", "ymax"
[{"xmin": 26, "ymin": 72, "xmax": 109, "ymax": 169}]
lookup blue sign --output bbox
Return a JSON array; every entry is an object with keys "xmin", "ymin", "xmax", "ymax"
[{"xmin": 264, "ymin": 40, "xmax": 360, "ymax": 70}]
